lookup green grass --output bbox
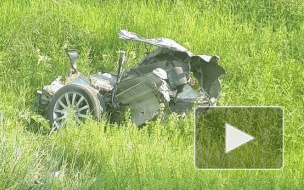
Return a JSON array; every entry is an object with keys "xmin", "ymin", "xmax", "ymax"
[{"xmin": 0, "ymin": 0, "xmax": 304, "ymax": 189}]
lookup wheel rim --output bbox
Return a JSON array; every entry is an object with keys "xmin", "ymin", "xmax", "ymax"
[{"xmin": 52, "ymin": 92, "xmax": 90, "ymax": 128}]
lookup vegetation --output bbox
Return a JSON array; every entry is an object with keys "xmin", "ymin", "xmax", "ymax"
[
  {"xmin": 195, "ymin": 107, "xmax": 283, "ymax": 169},
  {"xmin": 0, "ymin": 0, "xmax": 303, "ymax": 189}
]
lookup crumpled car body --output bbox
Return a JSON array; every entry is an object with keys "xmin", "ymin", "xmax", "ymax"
[{"xmin": 33, "ymin": 30, "xmax": 226, "ymax": 128}]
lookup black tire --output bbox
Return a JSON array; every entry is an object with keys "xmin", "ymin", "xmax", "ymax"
[{"xmin": 47, "ymin": 84, "xmax": 104, "ymax": 129}]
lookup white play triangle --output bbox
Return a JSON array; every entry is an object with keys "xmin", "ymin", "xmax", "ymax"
[{"xmin": 225, "ymin": 123, "xmax": 254, "ymax": 153}]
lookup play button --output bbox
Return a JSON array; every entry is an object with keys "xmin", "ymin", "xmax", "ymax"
[
  {"xmin": 194, "ymin": 106, "xmax": 284, "ymax": 169},
  {"xmin": 225, "ymin": 123, "xmax": 254, "ymax": 153}
]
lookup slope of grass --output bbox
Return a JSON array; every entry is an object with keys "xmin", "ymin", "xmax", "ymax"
[{"xmin": 0, "ymin": 0, "xmax": 303, "ymax": 189}]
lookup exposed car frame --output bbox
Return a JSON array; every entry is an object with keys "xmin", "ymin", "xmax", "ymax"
[{"xmin": 33, "ymin": 30, "xmax": 226, "ymax": 129}]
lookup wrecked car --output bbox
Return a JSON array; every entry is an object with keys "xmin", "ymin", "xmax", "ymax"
[{"xmin": 33, "ymin": 30, "xmax": 226, "ymax": 129}]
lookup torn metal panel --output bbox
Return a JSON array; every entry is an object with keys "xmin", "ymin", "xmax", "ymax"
[
  {"xmin": 116, "ymin": 73, "xmax": 165, "ymax": 125},
  {"xmin": 117, "ymin": 71, "xmax": 162, "ymax": 93},
  {"xmin": 119, "ymin": 30, "xmax": 192, "ymax": 55},
  {"xmin": 116, "ymin": 82, "xmax": 159, "ymax": 126},
  {"xmin": 89, "ymin": 76, "xmax": 114, "ymax": 91},
  {"xmin": 190, "ymin": 55, "xmax": 225, "ymax": 98},
  {"xmin": 119, "ymin": 30, "xmax": 225, "ymax": 98},
  {"xmin": 138, "ymin": 48, "xmax": 190, "ymax": 66},
  {"xmin": 66, "ymin": 49, "xmax": 78, "ymax": 74},
  {"xmin": 169, "ymin": 84, "xmax": 210, "ymax": 113},
  {"xmin": 125, "ymin": 60, "xmax": 167, "ymax": 78}
]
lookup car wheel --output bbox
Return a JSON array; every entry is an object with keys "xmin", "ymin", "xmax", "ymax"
[{"xmin": 47, "ymin": 84, "xmax": 103, "ymax": 129}]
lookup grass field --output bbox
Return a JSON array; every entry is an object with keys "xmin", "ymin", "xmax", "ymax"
[
  {"xmin": 195, "ymin": 107, "xmax": 283, "ymax": 169},
  {"xmin": 0, "ymin": 0, "xmax": 304, "ymax": 189}
]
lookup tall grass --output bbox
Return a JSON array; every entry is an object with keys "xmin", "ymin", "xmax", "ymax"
[{"xmin": 0, "ymin": 0, "xmax": 303, "ymax": 189}]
